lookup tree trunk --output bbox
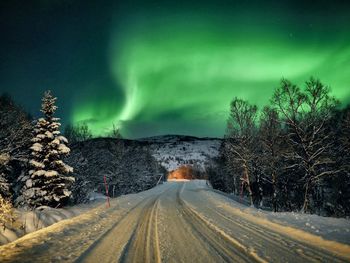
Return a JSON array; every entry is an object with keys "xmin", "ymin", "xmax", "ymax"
[
  {"xmin": 272, "ymin": 171, "xmax": 277, "ymax": 212},
  {"xmin": 257, "ymin": 174, "xmax": 263, "ymax": 208},
  {"xmin": 112, "ymin": 185, "xmax": 116, "ymax": 198},
  {"xmin": 243, "ymin": 164, "xmax": 254, "ymax": 207},
  {"xmin": 302, "ymin": 179, "xmax": 311, "ymax": 213},
  {"xmin": 233, "ymin": 175, "xmax": 237, "ymax": 195}
]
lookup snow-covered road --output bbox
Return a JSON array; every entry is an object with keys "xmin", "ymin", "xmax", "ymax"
[{"xmin": 1, "ymin": 181, "xmax": 349, "ymax": 262}]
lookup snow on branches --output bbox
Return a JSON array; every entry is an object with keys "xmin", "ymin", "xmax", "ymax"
[{"xmin": 22, "ymin": 91, "xmax": 75, "ymax": 208}]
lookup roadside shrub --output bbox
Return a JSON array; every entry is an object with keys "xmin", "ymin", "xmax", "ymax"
[{"xmin": 0, "ymin": 195, "xmax": 16, "ymax": 230}]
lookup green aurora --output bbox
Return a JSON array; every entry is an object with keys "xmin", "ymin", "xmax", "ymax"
[
  {"xmin": 1, "ymin": 1, "xmax": 350, "ymax": 138},
  {"xmin": 74, "ymin": 6, "xmax": 350, "ymax": 137}
]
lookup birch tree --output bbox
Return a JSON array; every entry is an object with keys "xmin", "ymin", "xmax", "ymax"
[
  {"xmin": 225, "ymin": 98, "xmax": 258, "ymax": 206},
  {"xmin": 272, "ymin": 78, "xmax": 338, "ymax": 212},
  {"xmin": 259, "ymin": 106, "xmax": 282, "ymax": 212}
]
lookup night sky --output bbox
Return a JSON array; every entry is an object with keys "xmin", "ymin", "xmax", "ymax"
[{"xmin": 1, "ymin": 0, "xmax": 349, "ymax": 138}]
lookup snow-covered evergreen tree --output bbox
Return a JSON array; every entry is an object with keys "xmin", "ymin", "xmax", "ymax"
[{"xmin": 22, "ymin": 91, "xmax": 74, "ymax": 208}]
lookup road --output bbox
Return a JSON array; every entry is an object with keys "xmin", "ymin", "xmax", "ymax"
[{"xmin": 1, "ymin": 181, "xmax": 349, "ymax": 262}]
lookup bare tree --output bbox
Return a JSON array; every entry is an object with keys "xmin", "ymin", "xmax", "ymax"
[
  {"xmin": 272, "ymin": 78, "xmax": 338, "ymax": 213},
  {"xmin": 0, "ymin": 195, "xmax": 16, "ymax": 230},
  {"xmin": 109, "ymin": 124, "xmax": 123, "ymax": 139},
  {"xmin": 259, "ymin": 106, "xmax": 282, "ymax": 211},
  {"xmin": 0, "ymin": 94, "xmax": 32, "ymax": 159},
  {"xmin": 64, "ymin": 122, "xmax": 92, "ymax": 143},
  {"xmin": 0, "ymin": 94, "xmax": 32, "ymax": 200},
  {"xmin": 340, "ymin": 108, "xmax": 350, "ymax": 174},
  {"xmin": 225, "ymin": 98, "xmax": 258, "ymax": 206}
]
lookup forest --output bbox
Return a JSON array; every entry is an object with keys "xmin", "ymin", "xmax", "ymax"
[
  {"xmin": 208, "ymin": 77, "xmax": 350, "ymax": 217},
  {"xmin": 0, "ymin": 92, "xmax": 164, "ymax": 228},
  {"xmin": 1, "ymin": 77, "xmax": 349, "ymax": 221}
]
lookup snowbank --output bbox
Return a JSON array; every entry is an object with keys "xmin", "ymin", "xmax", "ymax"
[
  {"xmin": 189, "ymin": 180, "xmax": 350, "ymax": 245},
  {"xmin": 0, "ymin": 200, "xmax": 104, "ymax": 245}
]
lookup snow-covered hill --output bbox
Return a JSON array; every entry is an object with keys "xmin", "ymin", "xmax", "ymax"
[
  {"xmin": 58, "ymin": 135, "xmax": 222, "ymax": 204},
  {"xmin": 138, "ymin": 135, "xmax": 222, "ymax": 172}
]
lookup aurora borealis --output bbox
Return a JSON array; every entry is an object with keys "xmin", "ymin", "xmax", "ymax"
[{"xmin": 1, "ymin": 0, "xmax": 350, "ymax": 138}]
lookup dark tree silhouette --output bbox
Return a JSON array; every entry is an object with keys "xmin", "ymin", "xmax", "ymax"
[
  {"xmin": 272, "ymin": 78, "xmax": 338, "ymax": 212},
  {"xmin": 225, "ymin": 98, "xmax": 258, "ymax": 206}
]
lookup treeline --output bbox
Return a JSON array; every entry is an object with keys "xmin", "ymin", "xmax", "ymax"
[
  {"xmin": 64, "ymin": 123, "xmax": 122, "ymax": 143},
  {"xmin": 208, "ymin": 77, "xmax": 350, "ymax": 217},
  {"xmin": 66, "ymin": 138, "xmax": 166, "ymax": 204},
  {"xmin": 0, "ymin": 93, "xmax": 165, "ymax": 211}
]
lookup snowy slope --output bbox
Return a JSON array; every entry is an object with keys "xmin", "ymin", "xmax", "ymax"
[{"xmin": 139, "ymin": 135, "xmax": 221, "ymax": 171}]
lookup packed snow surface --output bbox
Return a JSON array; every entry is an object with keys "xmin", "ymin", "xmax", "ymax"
[{"xmin": 1, "ymin": 180, "xmax": 349, "ymax": 262}]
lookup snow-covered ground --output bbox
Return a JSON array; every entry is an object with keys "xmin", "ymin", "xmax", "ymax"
[
  {"xmin": 184, "ymin": 180, "xmax": 350, "ymax": 245},
  {"xmin": 0, "ymin": 200, "xmax": 105, "ymax": 245},
  {"xmin": 141, "ymin": 135, "xmax": 221, "ymax": 171},
  {"xmin": 1, "ymin": 180, "xmax": 349, "ymax": 262}
]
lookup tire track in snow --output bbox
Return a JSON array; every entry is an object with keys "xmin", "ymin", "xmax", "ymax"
[
  {"xmin": 76, "ymin": 186, "xmax": 170, "ymax": 263},
  {"xmin": 176, "ymin": 183, "xmax": 265, "ymax": 263},
  {"xmin": 183, "ymin": 188, "xmax": 349, "ymax": 262},
  {"xmin": 208, "ymin": 205, "xmax": 343, "ymax": 262},
  {"xmin": 157, "ymin": 182, "xmax": 224, "ymax": 262},
  {"xmin": 119, "ymin": 198, "xmax": 161, "ymax": 263}
]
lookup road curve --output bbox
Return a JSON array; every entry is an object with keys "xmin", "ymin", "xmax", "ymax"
[{"xmin": 1, "ymin": 181, "xmax": 349, "ymax": 263}]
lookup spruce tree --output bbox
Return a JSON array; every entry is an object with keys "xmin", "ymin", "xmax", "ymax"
[{"xmin": 22, "ymin": 91, "xmax": 74, "ymax": 208}]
